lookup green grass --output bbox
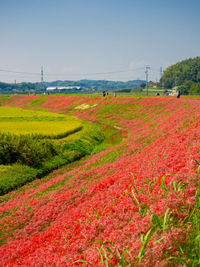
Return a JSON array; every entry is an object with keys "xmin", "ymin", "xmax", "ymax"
[
  {"xmin": 27, "ymin": 95, "xmax": 47, "ymax": 106},
  {"xmin": 166, "ymin": 189, "xmax": 200, "ymax": 266},
  {"xmin": 0, "ymin": 95, "xmax": 11, "ymax": 105},
  {"xmin": 87, "ymin": 145, "xmax": 126, "ymax": 170},
  {"xmin": 0, "ymin": 164, "xmax": 38, "ymax": 195},
  {"xmin": 34, "ymin": 177, "xmax": 69, "ymax": 198}
]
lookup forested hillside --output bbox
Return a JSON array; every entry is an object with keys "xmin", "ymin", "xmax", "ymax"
[{"xmin": 162, "ymin": 56, "xmax": 200, "ymax": 94}]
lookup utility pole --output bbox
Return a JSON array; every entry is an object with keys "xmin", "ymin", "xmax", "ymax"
[
  {"xmin": 160, "ymin": 67, "xmax": 164, "ymax": 89},
  {"xmin": 145, "ymin": 65, "xmax": 150, "ymax": 96},
  {"xmin": 41, "ymin": 66, "xmax": 44, "ymax": 83}
]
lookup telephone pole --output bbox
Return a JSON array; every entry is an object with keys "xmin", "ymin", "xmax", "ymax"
[
  {"xmin": 145, "ymin": 65, "xmax": 150, "ymax": 96},
  {"xmin": 160, "ymin": 67, "xmax": 164, "ymax": 89},
  {"xmin": 41, "ymin": 66, "xmax": 44, "ymax": 83}
]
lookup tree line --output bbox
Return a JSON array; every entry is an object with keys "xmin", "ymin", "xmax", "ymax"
[
  {"xmin": 161, "ymin": 56, "xmax": 200, "ymax": 95},
  {"xmin": 0, "ymin": 80, "xmax": 146, "ymax": 94}
]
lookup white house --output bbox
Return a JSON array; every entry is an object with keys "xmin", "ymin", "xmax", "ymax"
[{"xmin": 46, "ymin": 86, "xmax": 81, "ymax": 91}]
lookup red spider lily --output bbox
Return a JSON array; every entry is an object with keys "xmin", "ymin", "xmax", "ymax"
[{"xmin": 0, "ymin": 96, "xmax": 199, "ymax": 266}]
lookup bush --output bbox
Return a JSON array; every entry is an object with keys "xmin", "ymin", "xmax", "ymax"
[
  {"xmin": 178, "ymin": 81, "xmax": 200, "ymax": 95},
  {"xmin": 62, "ymin": 139, "xmax": 93, "ymax": 157},
  {"xmin": 81, "ymin": 126, "xmax": 104, "ymax": 145},
  {"xmin": 0, "ymin": 134, "xmax": 59, "ymax": 168}
]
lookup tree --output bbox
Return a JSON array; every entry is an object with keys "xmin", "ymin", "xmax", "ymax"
[
  {"xmin": 140, "ymin": 83, "xmax": 146, "ymax": 89},
  {"xmin": 161, "ymin": 57, "xmax": 200, "ymax": 88}
]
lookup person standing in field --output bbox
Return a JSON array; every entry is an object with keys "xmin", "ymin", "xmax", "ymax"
[{"xmin": 177, "ymin": 91, "xmax": 181, "ymax": 98}]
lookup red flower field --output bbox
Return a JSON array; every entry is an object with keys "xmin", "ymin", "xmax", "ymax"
[{"xmin": 0, "ymin": 95, "xmax": 200, "ymax": 266}]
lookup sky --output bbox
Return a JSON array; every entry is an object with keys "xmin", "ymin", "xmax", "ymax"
[{"xmin": 0, "ymin": 0, "xmax": 200, "ymax": 83}]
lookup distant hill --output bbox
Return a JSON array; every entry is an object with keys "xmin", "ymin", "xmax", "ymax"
[
  {"xmin": 161, "ymin": 56, "xmax": 200, "ymax": 89},
  {"xmin": 44, "ymin": 79, "xmax": 146, "ymax": 91},
  {"xmin": 0, "ymin": 79, "xmax": 146, "ymax": 94}
]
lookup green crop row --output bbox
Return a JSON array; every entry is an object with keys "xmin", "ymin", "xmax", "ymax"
[{"xmin": 0, "ymin": 106, "xmax": 65, "ymax": 118}]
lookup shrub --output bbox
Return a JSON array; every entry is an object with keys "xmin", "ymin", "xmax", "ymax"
[{"xmin": 0, "ymin": 134, "xmax": 59, "ymax": 168}]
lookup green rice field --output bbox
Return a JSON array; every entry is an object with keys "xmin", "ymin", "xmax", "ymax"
[{"xmin": 0, "ymin": 107, "xmax": 82, "ymax": 137}]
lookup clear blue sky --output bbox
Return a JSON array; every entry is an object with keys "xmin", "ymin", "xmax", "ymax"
[{"xmin": 0, "ymin": 0, "xmax": 200, "ymax": 82}]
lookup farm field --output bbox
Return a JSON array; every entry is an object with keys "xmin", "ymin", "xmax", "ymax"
[
  {"xmin": 0, "ymin": 106, "xmax": 82, "ymax": 137},
  {"xmin": 0, "ymin": 105, "xmax": 104, "ymax": 195},
  {"xmin": 0, "ymin": 95, "xmax": 200, "ymax": 266}
]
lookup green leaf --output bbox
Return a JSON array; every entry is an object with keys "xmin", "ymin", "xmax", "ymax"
[{"xmin": 195, "ymin": 159, "xmax": 200, "ymax": 166}]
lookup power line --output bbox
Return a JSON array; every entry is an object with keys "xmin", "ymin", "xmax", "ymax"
[
  {"xmin": 0, "ymin": 67, "xmax": 144, "ymax": 77},
  {"xmin": 149, "ymin": 69, "xmax": 160, "ymax": 73},
  {"xmin": 0, "ymin": 69, "xmax": 39, "ymax": 75}
]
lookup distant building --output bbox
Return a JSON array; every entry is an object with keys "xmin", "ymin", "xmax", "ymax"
[
  {"xmin": 46, "ymin": 86, "xmax": 81, "ymax": 91},
  {"xmin": 169, "ymin": 86, "xmax": 178, "ymax": 96}
]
